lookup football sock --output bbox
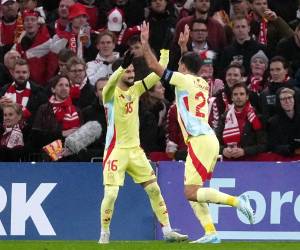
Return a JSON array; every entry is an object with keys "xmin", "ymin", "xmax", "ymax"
[
  {"xmin": 189, "ymin": 201, "xmax": 216, "ymax": 235},
  {"xmin": 197, "ymin": 187, "xmax": 239, "ymax": 207},
  {"xmin": 144, "ymin": 182, "xmax": 170, "ymax": 228},
  {"xmin": 100, "ymin": 185, "xmax": 119, "ymax": 233}
]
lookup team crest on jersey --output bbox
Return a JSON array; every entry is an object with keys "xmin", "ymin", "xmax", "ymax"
[{"xmin": 125, "ymin": 95, "xmax": 132, "ymax": 102}]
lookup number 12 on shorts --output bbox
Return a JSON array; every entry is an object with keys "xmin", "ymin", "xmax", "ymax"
[{"xmin": 106, "ymin": 160, "xmax": 118, "ymax": 171}]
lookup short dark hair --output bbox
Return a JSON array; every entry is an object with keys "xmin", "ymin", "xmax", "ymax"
[
  {"xmin": 58, "ymin": 48, "xmax": 76, "ymax": 63},
  {"xmin": 191, "ymin": 18, "xmax": 207, "ymax": 29},
  {"xmin": 180, "ymin": 52, "xmax": 202, "ymax": 74},
  {"xmin": 13, "ymin": 58, "xmax": 28, "ymax": 69},
  {"xmin": 270, "ymin": 56, "xmax": 289, "ymax": 69},
  {"xmin": 127, "ymin": 34, "xmax": 141, "ymax": 46},
  {"xmin": 231, "ymin": 82, "xmax": 249, "ymax": 96},
  {"xmin": 225, "ymin": 63, "xmax": 245, "ymax": 76},
  {"xmin": 94, "ymin": 77, "xmax": 109, "ymax": 92},
  {"xmin": 50, "ymin": 75, "xmax": 70, "ymax": 89}
]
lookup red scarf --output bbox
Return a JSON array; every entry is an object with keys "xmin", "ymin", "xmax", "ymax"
[
  {"xmin": 222, "ymin": 102, "xmax": 262, "ymax": 145},
  {"xmin": 249, "ymin": 75, "xmax": 264, "ymax": 93},
  {"xmin": 49, "ymin": 96, "xmax": 80, "ymax": 131},
  {"xmin": 258, "ymin": 18, "xmax": 268, "ymax": 45},
  {"xmin": 70, "ymin": 77, "xmax": 88, "ymax": 100},
  {"xmin": 4, "ymin": 82, "xmax": 32, "ymax": 119},
  {"xmin": 1, "ymin": 124, "xmax": 24, "ymax": 149}
]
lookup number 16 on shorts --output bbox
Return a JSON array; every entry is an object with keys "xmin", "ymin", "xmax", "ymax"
[{"xmin": 106, "ymin": 160, "xmax": 118, "ymax": 171}]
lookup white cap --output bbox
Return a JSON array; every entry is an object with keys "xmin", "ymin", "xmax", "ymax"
[
  {"xmin": 107, "ymin": 8, "xmax": 123, "ymax": 32},
  {"xmin": 1, "ymin": 0, "xmax": 16, "ymax": 5}
]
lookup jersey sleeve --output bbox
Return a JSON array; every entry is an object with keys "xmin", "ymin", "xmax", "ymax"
[
  {"xmin": 169, "ymin": 71, "xmax": 188, "ymax": 89},
  {"xmin": 102, "ymin": 66, "xmax": 125, "ymax": 103},
  {"xmin": 135, "ymin": 49, "xmax": 169, "ymax": 96}
]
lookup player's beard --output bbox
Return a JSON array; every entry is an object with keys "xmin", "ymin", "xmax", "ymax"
[{"xmin": 123, "ymin": 78, "xmax": 134, "ymax": 87}]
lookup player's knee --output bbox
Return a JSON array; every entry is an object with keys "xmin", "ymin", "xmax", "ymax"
[
  {"xmin": 144, "ymin": 182, "xmax": 161, "ymax": 199},
  {"xmin": 184, "ymin": 186, "xmax": 198, "ymax": 201},
  {"xmin": 104, "ymin": 185, "xmax": 119, "ymax": 203}
]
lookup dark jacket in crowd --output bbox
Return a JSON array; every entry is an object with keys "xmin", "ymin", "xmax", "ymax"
[
  {"xmin": 30, "ymin": 102, "xmax": 83, "ymax": 150},
  {"xmin": 217, "ymin": 39, "xmax": 268, "ymax": 77},
  {"xmin": 277, "ymin": 36, "xmax": 300, "ymax": 78},
  {"xmin": 72, "ymin": 79, "xmax": 97, "ymax": 109},
  {"xmin": 260, "ymin": 80, "xmax": 299, "ymax": 122},
  {"xmin": 147, "ymin": 9, "xmax": 177, "ymax": 57},
  {"xmin": 82, "ymin": 100, "xmax": 107, "ymax": 156},
  {"xmin": 139, "ymin": 100, "xmax": 169, "ymax": 153},
  {"xmin": 0, "ymin": 63, "xmax": 13, "ymax": 88},
  {"xmin": 216, "ymin": 112, "xmax": 267, "ymax": 157},
  {"xmin": 250, "ymin": 16, "xmax": 294, "ymax": 55},
  {"xmin": 267, "ymin": 92, "xmax": 300, "ymax": 156}
]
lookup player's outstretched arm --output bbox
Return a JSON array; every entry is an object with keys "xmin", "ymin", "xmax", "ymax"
[
  {"xmin": 102, "ymin": 51, "xmax": 134, "ymax": 103},
  {"xmin": 140, "ymin": 21, "xmax": 166, "ymax": 78}
]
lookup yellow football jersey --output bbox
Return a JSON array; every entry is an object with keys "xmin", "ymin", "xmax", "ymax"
[
  {"xmin": 102, "ymin": 50, "xmax": 169, "ymax": 149},
  {"xmin": 168, "ymin": 71, "xmax": 215, "ymax": 141}
]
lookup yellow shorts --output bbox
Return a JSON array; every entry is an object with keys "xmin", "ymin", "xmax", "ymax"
[
  {"xmin": 185, "ymin": 134, "xmax": 219, "ymax": 186},
  {"xmin": 102, "ymin": 146, "xmax": 156, "ymax": 186}
]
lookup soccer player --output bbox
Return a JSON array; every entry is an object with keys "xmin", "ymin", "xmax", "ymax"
[
  {"xmin": 99, "ymin": 50, "xmax": 188, "ymax": 243},
  {"xmin": 140, "ymin": 22, "xmax": 255, "ymax": 244}
]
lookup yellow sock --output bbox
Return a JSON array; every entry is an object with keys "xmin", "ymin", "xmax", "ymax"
[
  {"xmin": 197, "ymin": 187, "xmax": 239, "ymax": 207},
  {"xmin": 189, "ymin": 201, "xmax": 216, "ymax": 235},
  {"xmin": 144, "ymin": 182, "xmax": 170, "ymax": 227},
  {"xmin": 100, "ymin": 185, "xmax": 119, "ymax": 232}
]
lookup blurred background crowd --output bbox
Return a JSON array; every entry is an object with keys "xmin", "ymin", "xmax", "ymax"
[{"xmin": 1, "ymin": 0, "xmax": 300, "ymax": 162}]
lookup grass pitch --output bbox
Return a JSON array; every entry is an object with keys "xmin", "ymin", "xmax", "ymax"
[{"xmin": 0, "ymin": 241, "xmax": 299, "ymax": 250}]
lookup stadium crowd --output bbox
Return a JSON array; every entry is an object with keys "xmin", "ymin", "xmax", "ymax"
[{"xmin": 1, "ymin": 0, "xmax": 300, "ymax": 162}]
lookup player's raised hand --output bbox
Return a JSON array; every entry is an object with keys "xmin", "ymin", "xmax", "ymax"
[
  {"xmin": 178, "ymin": 24, "xmax": 190, "ymax": 47},
  {"xmin": 140, "ymin": 21, "xmax": 150, "ymax": 46}
]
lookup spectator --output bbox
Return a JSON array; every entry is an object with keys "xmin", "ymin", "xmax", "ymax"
[
  {"xmin": 87, "ymin": 31, "xmax": 119, "ymax": 86},
  {"xmin": 48, "ymin": 0, "xmax": 75, "ymax": 36},
  {"xmin": 31, "ymin": 75, "xmax": 82, "ymax": 151},
  {"xmin": 260, "ymin": 56, "xmax": 298, "ymax": 122},
  {"xmin": 0, "ymin": 58, "xmax": 47, "ymax": 128},
  {"xmin": 127, "ymin": 35, "xmax": 144, "ymax": 58},
  {"xmin": 268, "ymin": 0, "xmax": 299, "ymax": 24},
  {"xmin": 77, "ymin": 0, "xmax": 101, "ymax": 30},
  {"xmin": 246, "ymin": 50, "xmax": 269, "ymax": 111},
  {"xmin": 82, "ymin": 77, "xmax": 108, "ymax": 156},
  {"xmin": 0, "ymin": 0, "xmax": 21, "ymax": 62},
  {"xmin": 230, "ymin": 0, "xmax": 250, "ymax": 18},
  {"xmin": 268, "ymin": 87, "xmax": 300, "ymax": 158},
  {"xmin": 208, "ymin": 63, "xmax": 245, "ymax": 130},
  {"xmin": 277, "ymin": 23, "xmax": 300, "ymax": 78},
  {"xmin": 66, "ymin": 56, "xmax": 96, "ymax": 109},
  {"xmin": 51, "ymin": 2, "xmax": 95, "ymax": 61},
  {"xmin": 146, "ymin": 0, "xmax": 177, "ymax": 57},
  {"xmin": 174, "ymin": 0, "xmax": 227, "ymax": 53},
  {"xmin": 15, "ymin": 9, "xmax": 57, "ymax": 86},
  {"xmin": 218, "ymin": 15, "xmax": 268, "ymax": 76},
  {"xmin": 165, "ymin": 103, "xmax": 187, "ymax": 160},
  {"xmin": 139, "ymin": 81, "xmax": 169, "ymax": 153},
  {"xmin": 57, "ymin": 48, "xmax": 76, "ymax": 76},
  {"xmin": 111, "ymin": 0, "xmax": 146, "ymax": 27},
  {"xmin": 173, "ymin": 0, "xmax": 190, "ymax": 21},
  {"xmin": 198, "ymin": 51, "xmax": 224, "ymax": 97},
  {"xmin": 0, "ymin": 103, "xmax": 28, "ymax": 161},
  {"xmin": 171, "ymin": 19, "xmax": 216, "ymax": 70},
  {"xmin": 248, "ymin": 0, "xmax": 294, "ymax": 54},
  {"xmin": 0, "ymin": 50, "xmax": 20, "ymax": 88},
  {"xmin": 216, "ymin": 83, "xmax": 266, "ymax": 160}
]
